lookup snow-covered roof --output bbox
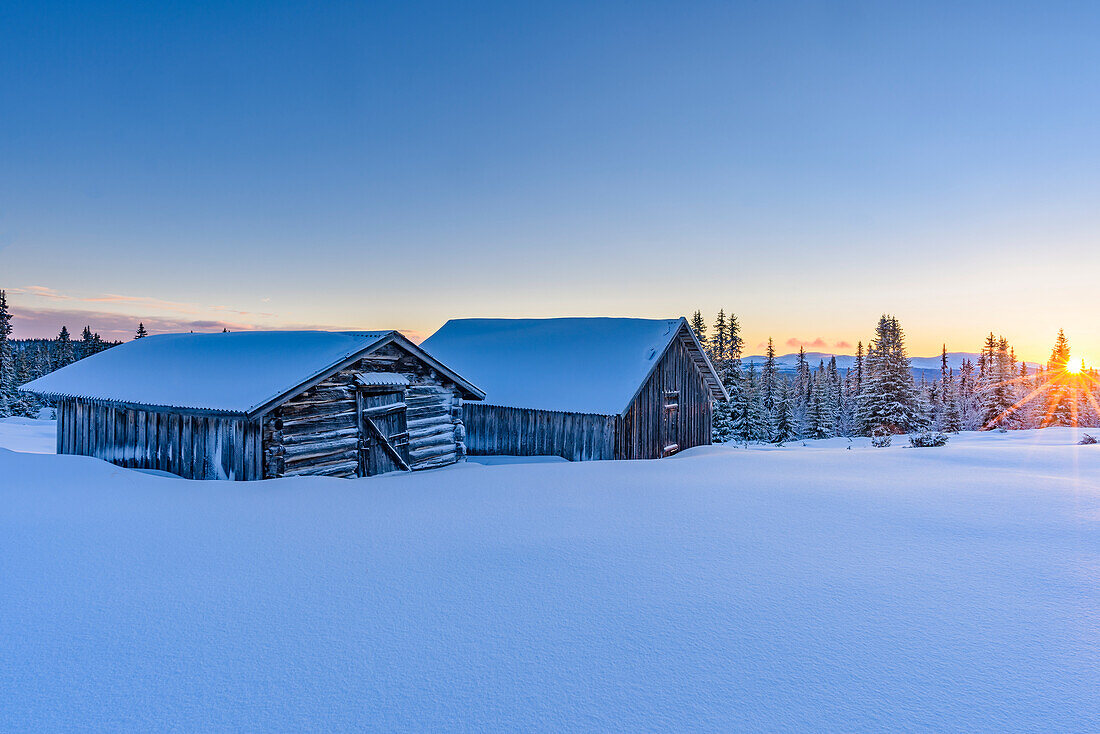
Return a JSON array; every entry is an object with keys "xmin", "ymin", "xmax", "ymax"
[
  {"xmin": 21, "ymin": 331, "xmax": 398, "ymax": 416},
  {"xmin": 420, "ymin": 317, "xmax": 725, "ymax": 415}
]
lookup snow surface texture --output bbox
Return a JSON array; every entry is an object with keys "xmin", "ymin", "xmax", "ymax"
[
  {"xmin": 421, "ymin": 317, "xmax": 686, "ymax": 415},
  {"xmin": 20, "ymin": 331, "xmax": 391, "ymax": 414},
  {"xmin": 0, "ymin": 417, "xmax": 55, "ymax": 454},
  {"xmin": 1, "ymin": 427, "xmax": 1099, "ymax": 731}
]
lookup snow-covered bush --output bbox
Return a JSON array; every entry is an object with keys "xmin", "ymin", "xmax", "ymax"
[
  {"xmin": 1079, "ymin": 433, "xmax": 1098, "ymax": 445},
  {"xmin": 909, "ymin": 431, "xmax": 949, "ymax": 448},
  {"xmin": 870, "ymin": 428, "xmax": 892, "ymax": 448}
]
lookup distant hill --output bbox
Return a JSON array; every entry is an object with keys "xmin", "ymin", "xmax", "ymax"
[{"xmin": 739, "ymin": 352, "xmax": 1038, "ymax": 381}]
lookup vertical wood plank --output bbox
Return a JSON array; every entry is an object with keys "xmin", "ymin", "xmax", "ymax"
[
  {"xmin": 180, "ymin": 416, "xmax": 192, "ymax": 479},
  {"xmin": 232, "ymin": 419, "xmax": 244, "ymax": 480}
]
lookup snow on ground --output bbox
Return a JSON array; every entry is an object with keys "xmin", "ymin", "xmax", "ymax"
[
  {"xmin": 0, "ymin": 416, "xmax": 56, "ymax": 454},
  {"xmin": 1, "ymin": 425, "xmax": 1099, "ymax": 731}
]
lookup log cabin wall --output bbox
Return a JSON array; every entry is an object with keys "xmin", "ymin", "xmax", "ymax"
[
  {"xmin": 406, "ymin": 383, "xmax": 465, "ymax": 470},
  {"xmin": 263, "ymin": 343, "xmax": 466, "ymax": 479},
  {"xmin": 461, "ymin": 403, "xmax": 618, "ymax": 462},
  {"xmin": 618, "ymin": 329, "xmax": 713, "ymax": 460},
  {"xmin": 55, "ymin": 398, "xmax": 263, "ymax": 480}
]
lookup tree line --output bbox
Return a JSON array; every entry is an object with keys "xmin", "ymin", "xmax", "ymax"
[
  {"xmin": 0, "ymin": 290, "xmax": 143, "ymax": 418},
  {"xmin": 691, "ymin": 309, "xmax": 1097, "ymax": 444}
]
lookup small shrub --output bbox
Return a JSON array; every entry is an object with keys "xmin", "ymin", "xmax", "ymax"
[
  {"xmin": 870, "ymin": 429, "xmax": 892, "ymax": 448},
  {"xmin": 909, "ymin": 431, "xmax": 949, "ymax": 448},
  {"xmin": 1079, "ymin": 433, "xmax": 1098, "ymax": 445}
]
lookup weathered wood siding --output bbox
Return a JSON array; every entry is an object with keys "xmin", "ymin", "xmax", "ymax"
[
  {"xmin": 461, "ymin": 326, "xmax": 713, "ymax": 462},
  {"xmin": 618, "ymin": 330, "xmax": 712, "ymax": 460},
  {"xmin": 263, "ymin": 343, "xmax": 467, "ymax": 478},
  {"xmin": 462, "ymin": 403, "xmax": 618, "ymax": 462},
  {"xmin": 407, "ymin": 383, "xmax": 465, "ymax": 470},
  {"xmin": 55, "ymin": 398, "xmax": 263, "ymax": 480}
]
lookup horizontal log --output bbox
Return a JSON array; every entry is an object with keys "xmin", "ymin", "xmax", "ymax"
[
  {"xmin": 406, "ymin": 417, "xmax": 454, "ymax": 433},
  {"xmin": 406, "ymin": 393, "xmax": 446, "ymax": 403},
  {"xmin": 406, "ymin": 386, "xmax": 448, "ymax": 397},
  {"xmin": 407, "ymin": 384, "xmax": 448, "ymax": 393},
  {"xmin": 272, "ymin": 426, "xmax": 359, "ymax": 446},
  {"xmin": 296, "ymin": 385, "xmax": 355, "ymax": 399},
  {"xmin": 406, "ymin": 401, "xmax": 448, "ymax": 413},
  {"xmin": 407, "ymin": 406, "xmax": 448, "ymax": 421},
  {"xmin": 277, "ymin": 400, "xmax": 356, "ymax": 420},
  {"xmin": 275, "ymin": 409, "xmax": 358, "ymax": 431},
  {"xmin": 283, "ymin": 460, "xmax": 359, "ymax": 478},
  {"xmin": 411, "ymin": 452, "xmax": 457, "ymax": 470},
  {"xmin": 285, "ymin": 448, "xmax": 359, "ymax": 469},
  {"xmin": 286, "ymin": 393, "xmax": 356, "ymax": 409},
  {"xmin": 407, "ymin": 403, "xmax": 446, "ymax": 416},
  {"xmin": 410, "ymin": 442, "xmax": 457, "ymax": 461},
  {"xmin": 282, "ymin": 437, "xmax": 360, "ymax": 461},
  {"xmin": 408, "ymin": 422, "xmax": 454, "ymax": 441},
  {"xmin": 410, "ymin": 431, "xmax": 454, "ymax": 448}
]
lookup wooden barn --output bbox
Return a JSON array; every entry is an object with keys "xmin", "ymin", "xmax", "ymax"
[
  {"xmin": 21, "ymin": 331, "xmax": 485, "ymax": 480},
  {"xmin": 420, "ymin": 317, "xmax": 727, "ymax": 461}
]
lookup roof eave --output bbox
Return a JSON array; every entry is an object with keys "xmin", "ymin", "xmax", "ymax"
[
  {"xmin": 22, "ymin": 391, "xmax": 248, "ymax": 419},
  {"xmin": 680, "ymin": 318, "xmax": 730, "ymax": 402}
]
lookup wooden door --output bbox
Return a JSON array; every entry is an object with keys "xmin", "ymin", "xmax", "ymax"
[
  {"xmin": 357, "ymin": 389, "xmax": 411, "ymax": 476},
  {"xmin": 661, "ymin": 389, "xmax": 680, "ymax": 457}
]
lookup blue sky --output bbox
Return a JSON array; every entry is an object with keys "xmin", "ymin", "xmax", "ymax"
[{"xmin": 2, "ymin": 1, "xmax": 1099, "ymax": 360}]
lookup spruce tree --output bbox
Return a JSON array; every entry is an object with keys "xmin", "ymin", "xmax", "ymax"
[
  {"xmin": 12, "ymin": 347, "xmax": 39, "ymax": 417},
  {"xmin": 826, "ymin": 356, "xmax": 841, "ymax": 433},
  {"xmin": 135, "ymin": 322, "xmax": 148, "ymax": 339},
  {"xmin": 56, "ymin": 326, "xmax": 75, "ymax": 367},
  {"xmin": 0, "ymin": 290, "xmax": 14, "ymax": 417},
  {"xmin": 853, "ymin": 341, "xmax": 865, "ymax": 396},
  {"xmin": 711, "ymin": 310, "xmax": 727, "ymax": 369},
  {"xmin": 726, "ymin": 313, "xmax": 743, "ymax": 371},
  {"xmin": 772, "ymin": 378, "xmax": 797, "ymax": 444},
  {"xmin": 857, "ymin": 314, "xmax": 918, "ymax": 434},
  {"xmin": 761, "ymin": 338, "xmax": 778, "ymax": 418},
  {"xmin": 1042, "ymin": 330, "xmax": 1077, "ymax": 426},
  {"xmin": 1050, "ymin": 330, "xmax": 1070, "ymax": 371},
  {"xmin": 805, "ymin": 371, "xmax": 833, "ymax": 439},
  {"xmin": 711, "ymin": 398, "xmax": 736, "ymax": 443},
  {"xmin": 80, "ymin": 326, "xmax": 96, "ymax": 359},
  {"xmin": 942, "ymin": 378, "xmax": 963, "ymax": 433},
  {"xmin": 837, "ymin": 370, "xmax": 859, "ymax": 437},
  {"xmin": 731, "ymin": 362, "xmax": 769, "ymax": 444}
]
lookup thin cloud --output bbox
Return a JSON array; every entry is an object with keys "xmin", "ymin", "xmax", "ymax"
[
  {"xmin": 834, "ymin": 340, "xmax": 852, "ymax": 349},
  {"xmin": 784, "ymin": 336, "xmax": 834, "ymax": 350},
  {"xmin": 7, "ymin": 285, "xmax": 74, "ymax": 300},
  {"xmin": 14, "ymin": 286, "xmax": 277, "ymax": 320},
  {"xmin": 84, "ymin": 293, "xmax": 206, "ymax": 314}
]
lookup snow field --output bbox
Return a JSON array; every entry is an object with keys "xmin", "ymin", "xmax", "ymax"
[{"xmin": 1, "ymin": 423, "xmax": 1098, "ymax": 731}]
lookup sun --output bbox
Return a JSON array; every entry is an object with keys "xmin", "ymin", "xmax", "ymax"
[{"xmin": 1065, "ymin": 356, "xmax": 1084, "ymax": 374}]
